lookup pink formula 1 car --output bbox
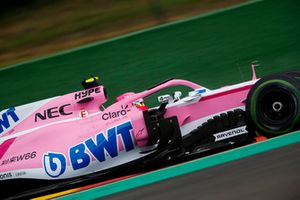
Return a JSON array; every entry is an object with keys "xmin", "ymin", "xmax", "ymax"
[{"xmin": 1, "ymin": 65, "xmax": 300, "ymax": 198}]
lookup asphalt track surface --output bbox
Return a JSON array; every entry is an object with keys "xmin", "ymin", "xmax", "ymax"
[{"xmin": 101, "ymin": 142, "xmax": 300, "ymax": 200}]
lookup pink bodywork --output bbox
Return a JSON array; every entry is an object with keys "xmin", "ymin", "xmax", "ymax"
[{"xmin": 0, "ymin": 78, "xmax": 256, "ymax": 180}]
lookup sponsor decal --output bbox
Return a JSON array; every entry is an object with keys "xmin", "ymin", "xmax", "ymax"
[
  {"xmin": 35, "ymin": 104, "xmax": 72, "ymax": 122},
  {"xmin": 213, "ymin": 126, "xmax": 247, "ymax": 141},
  {"xmin": 0, "ymin": 172, "xmax": 12, "ymax": 180},
  {"xmin": 74, "ymin": 87, "xmax": 101, "ymax": 100},
  {"xmin": 15, "ymin": 171, "xmax": 26, "ymax": 177},
  {"xmin": 0, "ymin": 107, "xmax": 19, "ymax": 135},
  {"xmin": 43, "ymin": 121, "xmax": 134, "ymax": 177},
  {"xmin": 102, "ymin": 105, "xmax": 130, "ymax": 120},
  {"xmin": 43, "ymin": 152, "xmax": 67, "ymax": 178},
  {"xmin": 79, "ymin": 110, "xmax": 88, "ymax": 118},
  {"xmin": 136, "ymin": 128, "xmax": 145, "ymax": 137},
  {"xmin": 1, "ymin": 151, "xmax": 36, "ymax": 166}
]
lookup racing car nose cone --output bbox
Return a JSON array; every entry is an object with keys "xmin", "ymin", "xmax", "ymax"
[{"xmin": 273, "ymin": 101, "xmax": 283, "ymax": 112}]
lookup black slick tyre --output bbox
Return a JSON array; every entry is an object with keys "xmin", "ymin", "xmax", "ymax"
[{"xmin": 246, "ymin": 73, "xmax": 300, "ymax": 137}]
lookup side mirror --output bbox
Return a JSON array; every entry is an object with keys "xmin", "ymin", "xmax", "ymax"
[
  {"xmin": 158, "ymin": 91, "xmax": 182, "ymax": 104},
  {"xmin": 173, "ymin": 91, "xmax": 182, "ymax": 102},
  {"xmin": 158, "ymin": 94, "xmax": 172, "ymax": 103}
]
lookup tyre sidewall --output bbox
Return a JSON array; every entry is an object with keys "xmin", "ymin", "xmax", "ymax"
[{"xmin": 246, "ymin": 75, "xmax": 300, "ymax": 136}]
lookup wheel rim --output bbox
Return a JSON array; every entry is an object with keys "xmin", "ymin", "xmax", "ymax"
[{"xmin": 258, "ymin": 86, "xmax": 297, "ymax": 131}]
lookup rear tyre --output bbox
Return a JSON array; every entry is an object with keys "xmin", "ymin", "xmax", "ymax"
[{"xmin": 246, "ymin": 73, "xmax": 300, "ymax": 137}]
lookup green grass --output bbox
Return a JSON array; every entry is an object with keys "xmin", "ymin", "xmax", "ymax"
[{"xmin": 1, "ymin": 0, "xmax": 300, "ymax": 111}]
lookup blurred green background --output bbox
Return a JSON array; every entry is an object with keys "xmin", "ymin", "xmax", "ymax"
[
  {"xmin": 0, "ymin": 0, "xmax": 245, "ymax": 68},
  {"xmin": 0, "ymin": 0, "xmax": 299, "ymax": 110}
]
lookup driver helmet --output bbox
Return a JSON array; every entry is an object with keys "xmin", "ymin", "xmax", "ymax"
[{"xmin": 133, "ymin": 98, "xmax": 148, "ymax": 111}]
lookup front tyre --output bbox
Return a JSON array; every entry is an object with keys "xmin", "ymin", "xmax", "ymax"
[{"xmin": 246, "ymin": 74, "xmax": 300, "ymax": 137}]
